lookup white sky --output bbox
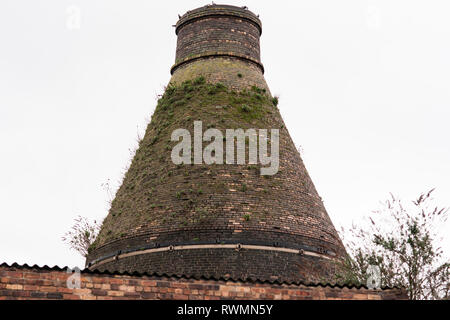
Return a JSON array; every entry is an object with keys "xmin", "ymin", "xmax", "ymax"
[{"xmin": 0, "ymin": 0, "xmax": 449, "ymax": 269}]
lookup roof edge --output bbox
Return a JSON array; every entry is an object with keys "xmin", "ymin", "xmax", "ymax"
[{"xmin": 0, "ymin": 262, "xmax": 402, "ymax": 291}]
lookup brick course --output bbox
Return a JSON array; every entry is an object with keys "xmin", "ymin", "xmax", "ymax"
[{"xmin": 92, "ymin": 248, "xmax": 339, "ymax": 284}]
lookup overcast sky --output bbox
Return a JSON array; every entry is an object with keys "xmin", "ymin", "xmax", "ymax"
[{"xmin": 1, "ymin": 0, "xmax": 449, "ymax": 268}]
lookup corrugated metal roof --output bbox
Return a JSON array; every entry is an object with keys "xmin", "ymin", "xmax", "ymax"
[{"xmin": 0, "ymin": 262, "xmax": 399, "ymax": 290}]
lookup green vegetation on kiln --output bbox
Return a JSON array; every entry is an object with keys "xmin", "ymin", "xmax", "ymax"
[
  {"xmin": 92, "ymin": 76, "xmax": 284, "ymax": 247},
  {"xmin": 152, "ymin": 76, "xmax": 276, "ymax": 126},
  {"xmin": 272, "ymin": 96, "xmax": 279, "ymax": 107}
]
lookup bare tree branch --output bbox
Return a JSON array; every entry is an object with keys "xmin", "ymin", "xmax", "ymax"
[
  {"xmin": 62, "ymin": 216, "xmax": 101, "ymax": 258},
  {"xmin": 336, "ymin": 189, "xmax": 449, "ymax": 300}
]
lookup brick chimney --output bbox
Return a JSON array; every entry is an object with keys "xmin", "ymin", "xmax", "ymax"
[{"xmin": 86, "ymin": 4, "xmax": 346, "ymax": 283}]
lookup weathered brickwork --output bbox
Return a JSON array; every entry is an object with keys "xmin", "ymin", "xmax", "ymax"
[
  {"xmin": 175, "ymin": 17, "xmax": 261, "ymax": 64},
  {"xmin": 93, "ymin": 249, "xmax": 339, "ymax": 284},
  {"xmin": 0, "ymin": 265, "xmax": 407, "ymax": 300},
  {"xmin": 173, "ymin": 5, "xmax": 263, "ymax": 74},
  {"xmin": 171, "ymin": 5, "xmax": 268, "ymax": 93},
  {"xmin": 87, "ymin": 4, "xmax": 347, "ymax": 283},
  {"xmin": 171, "ymin": 58, "xmax": 271, "ymax": 94}
]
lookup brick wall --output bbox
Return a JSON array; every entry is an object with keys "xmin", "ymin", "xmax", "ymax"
[
  {"xmin": 0, "ymin": 264, "xmax": 407, "ymax": 300},
  {"xmin": 175, "ymin": 16, "xmax": 261, "ymax": 65},
  {"xmin": 172, "ymin": 4, "xmax": 263, "ymax": 74},
  {"xmin": 170, "ymin": 58, "xmax": 271, "ymax": 94}
]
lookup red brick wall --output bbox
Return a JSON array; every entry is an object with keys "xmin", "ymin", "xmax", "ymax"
[{"xmin": 0, "ymin": 265, "xmax": 407, "ymax": 300}]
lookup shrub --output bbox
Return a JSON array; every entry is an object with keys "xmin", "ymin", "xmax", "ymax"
[
  {"xmin": 240, "ymin": 104, "xmax": 251, "ymax": 113},
  {"xmin": 272, "ymin": 96, "xmax": 279, "ymax": 107},
  {"xmin": 193, "ymin": 76, "xmax": 206, "ymax": 85}
]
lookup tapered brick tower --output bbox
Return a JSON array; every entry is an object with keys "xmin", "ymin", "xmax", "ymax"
[{"xmin": 87, "ymin": 4, "xmax": 346, "ymax": 283}]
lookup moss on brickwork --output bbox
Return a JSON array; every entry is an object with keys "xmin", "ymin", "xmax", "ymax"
[
  {"xmin": 89, "ymin": 76, "xmax": 346, "ymax": 279},
  {"xmin": 93, "ymin": 78, "xmax": 282, "ymax": 247},
  {"xmin": 170, "ymin": 58, "xmax": 271, "ymax": 94}
]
